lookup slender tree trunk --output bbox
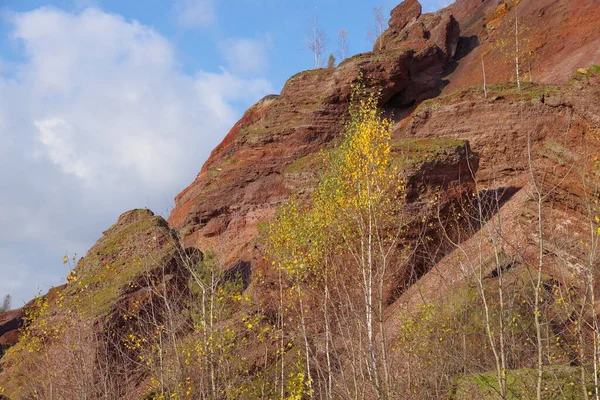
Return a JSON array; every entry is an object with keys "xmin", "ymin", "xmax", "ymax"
[
  {"xmin": 528, "ymin": 132, "xmax": 544, "ymax": 400},
  {"xmin": 278, "ymin": 266, "xmax": 285, "ymax": 399},
  {"xmin": 323, "ymin": 269, "xmax": 334, "ymax": 400},
  {"xmin": 589, "ymin": 246, "xmax": 600, "ymax": 400},
  {"xmin": 515, "ymin": 4, "xmax": 521, "ymax": 90},
  {"xmin": 297, "ymin": 282, "xmax": 314, "ymax": 397},
  {"xmin": 363, "ymin": 193, "xmax": 382, "ymax": 398},
  {"xmin": 378, "ymin": 258, "xmax": 390, "ymax": 399},
  {"xmin": 477, "ymin": 261, "xmax": 505, "ymax": 399},
  {"xmin": 582, "ymin": 172, "xmax": 600, "ymax": 399},
  {"xmin": 209, "ymin": 271, "xmax": 217, "ymax": 398},
  {"xmin": 482, "ymin": 58, "xmax": 487, "ymax": 98},
  {"xmin": 471, "ymin": 176, "xmax": 506, "ymax": 399},
  {"xmin": 489, "ymin": 188, "xmax": 507, "ymax": 398}
]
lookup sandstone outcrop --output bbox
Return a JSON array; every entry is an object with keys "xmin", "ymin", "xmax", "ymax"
[
  {"xmin": 1, "ymin": 0, "xmax": 599, "ymax": 396},
  {"xmin": 388, "ymin": 71, "xmax": 600, "ymax": 323},
  {"xmin": 387, "ymin": 0, "xmax": 422, "ymax": 34},
  {"xmin": 445, "ymin": 0, "xmax": 600, "ymax": 90},
  {"xmin": 168, "ymin": 0, "xmax": 466, "ymax": 271},
  {"xmin": 168, "ymin": 0, "xmax": 600, "ymax": 275},
  {"xmin": 0, "ymin": 209, "xmax": 195, "ymax": 396},
  {"xmin": 0, "ymin": 309, "xmax": 24, "ymax": 358},
  {"xmin": 377, "ymin": 0, "xmax": 459, "ymax": 64}
]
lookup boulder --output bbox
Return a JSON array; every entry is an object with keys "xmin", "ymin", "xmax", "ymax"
[
  {"xmin": 388, "ymin": 0, "xmax": 422, "ymax": 33},
  {"xmin": 0, "ymin": 309, "xmax": 24, "ymax": 357},
  {"xmin": 0, "ymin": 309, "xmax": 23, "ymax": 338}
]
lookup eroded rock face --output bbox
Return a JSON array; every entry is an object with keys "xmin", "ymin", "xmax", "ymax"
[
  {"xmin": 388, "ymin": 0, "xmax": 422, "ymax": 33},
  {"xmin": 254, "ymin": 136, "xmax": 480, "ymax": 311},
  {"xmin": 0, "ymin": 310, "xmax": 23, "ymax": 339},
  {"xmin": 0, "ymin": 283, "xmax": 67, "ymax": 360},
  {"xmin": 2, "ymin": 0, "xmax": 599, "ymax": 396},
  {"xmin": 0, "ymin": 309, "xmax": 24, "ymax": 357},
  {"xmin": 444, "ymin": 0, "xmax": 600, "ymax": 91},
  {"xmin": 0, "ymin": 209, "xmax": 196, "ymax": 397},
  {"xmin": 399, "ymin": 79, "xmax": 599, "ymax": 188},
  {"xmin": 167, "ymin": 0, "xmax": 599, "ymax": 317},
  {"xmin": 389, "ymin": 73, "xmax": 600, "ymax": 315},
  {"xmin": 167, "ymin": 70, "xmax": 344, "ymax": 268},
  {"xmin": 168, "ymin": 0, "xmax": 465, "ymax": 268},
  {"xmin": 377, "ymin": 0, "xmax": 459, "ymax": 63}
]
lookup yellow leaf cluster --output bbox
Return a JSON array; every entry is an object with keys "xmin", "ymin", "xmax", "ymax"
[{"xmin": 265, "ymin": 85, "xmax": 405, "ymax": 282}]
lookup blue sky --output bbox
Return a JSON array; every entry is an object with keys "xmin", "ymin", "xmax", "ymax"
[{"xmin": 0, "ymin": 0, "xmax": 443, "ymax": 306}]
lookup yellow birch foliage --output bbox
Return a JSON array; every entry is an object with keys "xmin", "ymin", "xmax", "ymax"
[
  {"xmin": 264, "ymin": 85, "xmax": 406, "ymax": 398},
  {"xmin": 336, "ymin": 93, "xmax": 394, "ymax": 210},
  {"xmin": 266, "ymin": 87, "xmax": 402, "ymax": 280}
]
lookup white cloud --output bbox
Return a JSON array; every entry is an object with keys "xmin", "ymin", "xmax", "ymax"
[
  {"xmin": 35, "ymin": 118, "xmax": 92, "ymax": 179},
  {"xmin": 0, "ymin": 7, "xmax": 272, "ymax": 303},
  {"xmin": 172, "ymin": 0, "xmax": 216, "ymax": 29},
  {"xmin": 220, "ymin": 38, "xmax": 269, "ymax": 75}
]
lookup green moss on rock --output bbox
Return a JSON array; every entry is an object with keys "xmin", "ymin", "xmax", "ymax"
[
  {"xmin": 64, "ymin": 209, "xmax": 178, "ymax": 317},
  {"xmin": 391, "ymin": 137, "xmax": 470, "ymax": 169},
  {"xmin": 415, "ymin": 83, "xmax": 560, "ymax": 114},
  {"xmin": 283, "ymin": 152, "xmax": 327, "ymax": 174}
]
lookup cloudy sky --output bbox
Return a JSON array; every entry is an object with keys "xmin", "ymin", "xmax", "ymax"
[{"xmin": 0, "ymin": 0, "xmax": 442, "ymax": 306}]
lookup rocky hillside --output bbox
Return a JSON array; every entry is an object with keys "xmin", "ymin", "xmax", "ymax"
[
  {"xmin": 167, "ymin": 0, "xmax": 462, "ymax": 267},
  {"xmin": 445, "ymin": 0, "xmax": 600, "ymax": 89},
  {"xmin": 1, "ymin": 0, "xmax": 599, "ymax": 398}
]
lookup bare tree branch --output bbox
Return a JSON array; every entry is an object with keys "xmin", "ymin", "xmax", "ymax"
[{"xmin": 307, "ymin": 17, "xmax": 327, "ymax": 69}]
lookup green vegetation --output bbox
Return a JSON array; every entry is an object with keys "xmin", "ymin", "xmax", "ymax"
[
  {"xmin": 283, "ymin": 152, "xmax": 325, "ymax": 174},
  {"xmin": 337, "ymin": 46, "xmax": 410, "ymax": 69},
  {"xmin": 0, "ymin": 295, "xmax": 10, "ymax": 313},
  {"xmin": 284, "ymin": 138, "xmax": 469, "ymax": 182},
  {"xmin": 286, "ymin": 67, "xmax": 334, "ymax": 82},
  {"xmin": 327, "ymin": 54, "xmax": 336, "ymax": 69},
  {"xmin": 544, "ymin": 140, "xmax": 578, "ymax": 166},
  {"xmin": 415, "ymin": 82, "xmax": 560, "ymax": 114},
  {"xmin": 63, "ymin": 211, "xmax": 176, "ymax": 317},
  {"xmin": 452, "ymin": 367, "xmax": 596, "ymax": 399},
  {"xmin": 393, "ymin": 260, "xmax": 583, "ymax": 398},
  {"xmin": 391, "ymin": 137, "xmax": 470, "ymax": 168},
  {"xmin": 265, "ymin": 86, "xmax": 413, "ymax": 398},
  {"xmin": 3, "ymin": 75, "xmax": 600, "ymax": 399},
  {"xmin": 573, "ymin": 64, "xmax": 600, "ymax": 81}
]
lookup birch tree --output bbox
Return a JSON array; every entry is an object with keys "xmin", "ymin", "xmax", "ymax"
[
  {"xmin": 337, "ymin": 29, "xmax": 349, "ymax": 61},
  {"xmin": 307, "ymin": 18, "xmax": 327, "ymax": 69},
  {"xmin": 368, "ymin": 6, "xmax": 386, "ymax": 51},
  {"xmin": 494, "ymin": 1, "xmax": 534, "ymax": 89},
  {"xmin": 266, "ymin": 86, "xmax": 408, "ymax": 399}
]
